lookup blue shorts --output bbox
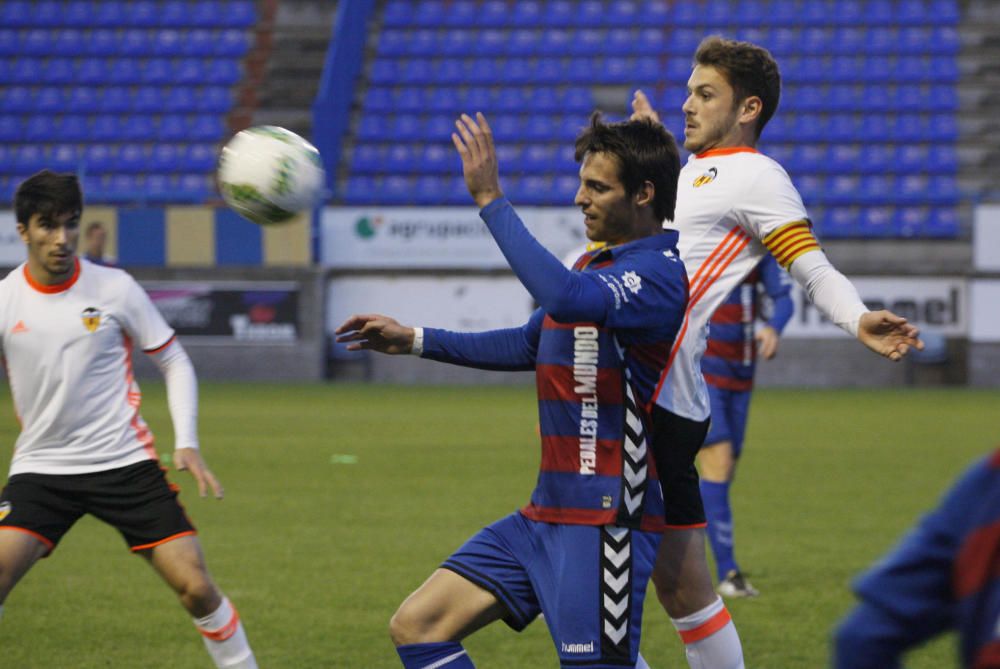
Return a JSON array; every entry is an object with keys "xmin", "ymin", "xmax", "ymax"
[
  {"xmin": 442, "ymin": 511, "xmax": 660, "ymax": 668},
  {"xmin": 704, "ymin": 385, "xmax": 753, "ymax": 458}
]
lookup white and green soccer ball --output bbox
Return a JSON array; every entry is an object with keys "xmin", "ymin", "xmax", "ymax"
[{"xmin": 218, "ymin": 125, "xmax": 325, "ymax": 225}]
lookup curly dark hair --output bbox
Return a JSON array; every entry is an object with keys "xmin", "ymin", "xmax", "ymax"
[
  {"xmin": 694, "ymin": 35, "xmax": 781, "ymax": 139},
  {"xmin": 14, "ymin": 170, "xmax": 83, "ymax": 225},
  {"xmin": 574, "ymin": 112, "xmax": 681, "ymax": 223}
]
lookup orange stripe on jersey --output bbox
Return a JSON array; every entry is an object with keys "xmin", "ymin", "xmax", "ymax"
[
  {"xmin": 22, "ymin": 258, "xmax": 81, "ymax": 294},
  {"xmin": 123, "ymin": 333, "xmax": 158, "ymax": 461},
  {"xmin": 763, "ymin": 220, "xmax": 820, "ymax": 269},
  {"xmin": 677, "ymin": 607, "xmax": 732, "ymax": 644},
  {"xmin": 652, "ymin": 230, "xmax": 752, "ymax": 405},
  {"xmin": 144, "ymin": 334, "xmax": 176, "ymax": 355},
  {"xmin": 130, "ymin": 530, "xmax": 197, "ymax": 553},
  {"xmin": 687, "ymin": 228, "xmax": 744, "ymax": 298}
]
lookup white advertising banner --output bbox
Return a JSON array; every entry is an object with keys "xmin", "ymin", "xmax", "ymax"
[
  {"xmin": 783, "ymin": 276, "xmax": 966, "ymax": 338},
  {"xmin": 0, "ymin": 211, "xmax": 27, "ymax": 266},
  {"xmin": 969, "ymin": 280, "xmax": 1000, "ymax": 343},
  {"xmin": 327, "ymin": 275, "xmax": 535, "ymax": 357},
  {"xmin": 973, "ymin": 204, "xmax": 1000, "ymax": 271},
  {"xmin": 321, "ymin": 206, "xmax": 586, "ymax": 269}
]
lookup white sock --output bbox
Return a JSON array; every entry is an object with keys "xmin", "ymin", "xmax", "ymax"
[
  {"xmin": 192, "ymin": 596, "xmax": 258, "ymax": 669},
  {"xmin": 670, "ymin": 596, "xmax": 744, "ymax": 669},
  {"xmin": 635, "ymin": 651, "xmax": 651, "ymax": 668}
]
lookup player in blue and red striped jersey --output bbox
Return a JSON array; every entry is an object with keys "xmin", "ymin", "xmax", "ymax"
[
  {"xmin": 834, "ymin": 447, "xmax": 1000, "ymax": 669},
  {"xmin": 698, "ymin": 254, "xmax": 793, "ymax": 598},
  {"xmin": 337, "ymin": 112, "xmax": 687, "ymax": 669}
]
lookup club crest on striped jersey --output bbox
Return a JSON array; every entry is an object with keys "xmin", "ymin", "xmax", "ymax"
[
  {"xmin": 81, "ymin": 307, "xmax": 101, "ymax": 333},
  {"xmin": 621, "ymin": 271, "xmax": 642, "ymax": 295},
  {"xmin": 0, "ymin": 501, "xmax": 10, "ymax": 522},
  {"xmin": 693, "ymin": 167, "xmax": 718, "ymax": 187}
]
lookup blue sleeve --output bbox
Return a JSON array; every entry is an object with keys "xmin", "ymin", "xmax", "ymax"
[
  {"xmin": 479, "ymin": 198, "xmax": 609, "ymax": 323},
  {"xmin": 421, "ymin": 309, "xmax": 543, "ymax": 371},
  {"xmin": 834, "ymin": 459, "xmax": 992, "ymax": 668},
  {"xmin": 759, "ymin": 254, "xmax": 794, "ymax": 333}
]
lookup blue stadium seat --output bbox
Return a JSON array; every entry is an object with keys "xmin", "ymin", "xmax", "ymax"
[
  {"xmin": 89, "ymin": 116, "xmax": 121, "ymax": 142},
  {"xmin": 188, "ymin": 116, "xmax": 225, "ymax": 142},
  {"xmin": 163, "ymin": 87, "xmax": 197, "ymax": 113},
  {"xmin": 896, "ymin": 206, "xmax": 931, "ymax": 236},
  {"xmin": 14, "ymin": 144, "xmax": 47, "ymax": 173},
  {"xmin": 8, "ymin": 58, "xmax": 41, "ymax": 85},
  {"xmin": 60, "ymin": 116, "xmax": 90, "ymax": 142},
  {"xmin": 606, "ymin": 29, "xmax": 634, "ymax": 56},
  {"xmin": 183, "ymin": 145, "xmax": 216, "ymax": 172},
  {"xmin": 928, "ymin": 145, "xmax": 958, "ymax": 173},
  {"xmin": 442, "ymin": 0, "xmax": 477, "ymax": 27},
  {"xmin": 438, "ymin": 29, "xmax": 475, "ymax": 57},
  {"xmin": 133, "ymin": 87, "xmax": 165, "ymax": 113},
  {"xmin": 119, "ymin": 144, "xmax": 148, "ymax": 172},
  {"xmin": 924, "ymin": 207, "xmax": 959, "ymax": 237},
  {"xmin": 859, "ymin": 206, "xmax": 899, "ymax": 237},
  {"xmin": 818, "ymin": 207, "xmax": 859, "ymax": 238},
  {"xmin": 181, "ymin": 29, "xmax": 215, "ymax": 57},
  {"xmin": 420, "ymin": 144, "xmax": 453, "ymax": 173},
  {"xmin": 0, "ymin": 86, "xmax": 31, "ymax": 112},
  {"xmin": 196, "ymin": 87, "xmax": 233, "ymax": 113},
  {"xmin": 0, "ymin": 1, "xmax": 31, "ymax": 27},
  {"xmin": 411, "ymin": 1, "xmax": 446, "ymax": 27},
  {"xmin": 82, "ymin": 145, "xmax": 115, "ymax": 173},
  {"xmin": 639, "ymin": 27, "xmax": 672, "ymax": 55},
  {"xmin": 107, "ymin": 59, "xmax": 142, "ymax": 85},
  {"xmin": 222, "ymin": 1, "xmax": 256, "ymax": 28},
  {"xmin": 510, "ymin": 1, "xmax": 543, "ymax": 27},
  {"xmin": 929, "ymin": 0, "xmax": 960, "ymax": 24},
  {"xmin": 825, "ymin": 144, "xmax": 860, "ymax": 174},
  {"xmin": 160, "ymin": 1, "xmax": 190, "ymax": 28},
  {"xmin": 342, "ymin": 176, "xmax": 377, "ymax": 204},
  {"xmin": 368, "ymin": 59, "xmax": 402, "ymax": 85},
  {"xmin": 795, "ymin": 175, "xmax": 824, "ymax": 204},
  {"xmin": 149, "ymin": 144, "xmax": 180, "ymax": 172},
  {"xmin": 382, "ymin": 175, "xmax": 414, "ymax": 204},
  {"xmin": 357, "ymin": 116, "xmax": 388, "ymax": 141},
  {"xmin": 382, "ymin": 2, "xmax": 413, "ymax": 28},
  {"xmin": 522, "ymin": 144, "xmax": 558, "ymax": 172},
  {"xmin": 413, "ymin": 175, "xmax": 448, "ymax": 204},
  {"xmin": 127, "ymin": 1, "xmax": 160, "ymax": 28},
  {"xmin": 861, "ymin": 145, "xmax": 894, "ymax": 173},
  {"xmin": 24, "ymin": 116, "xmax": 55, "ymax": 143},
  {"xmin": 377, "ymin": 30, "xmax": 407, "ymax": 57},
  {"xmin": 152, "ymin": 30, "xmax": 184, "ymax": 57},
  {"xmin": 350, "ymin": 144, "xmax": 381, "ymax": 174},
  {"xmin": 478, "ymin": 0, "xmax": 510, "ymax": 27},
  {"xmin": 897, "ymin": 175, "xmax": 930, "ymax": 205},
  {"xmin": 186, "ymin": 1, "xmax": 225, "ymax": 28},
  {"xmin": 142, "ymin": 59, "xmax": 172, "ymax": 85},
  {"xmin": 542, "ymin": 0, "xmax": 576, "ymax": 26},
  {"xmin": 928, "ymin": 114, "xmax": 958, "ymax": 141},
  {"xmin": 120, "ymin": 115, "xmax": 155, "ymax": 141},
  {"xmin": 204, "ymin": 60, "xmax": 241, "ymax": 86},
  {"xmin": 832, "ymin": 0, "xmax": 865, "ymax": 25},
  {"xmin": 927, "ymin": 175, "xmax": 959, "ymax": 204}
]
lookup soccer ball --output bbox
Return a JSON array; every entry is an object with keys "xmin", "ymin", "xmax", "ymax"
[{"xmin": 217, "ymin": 126, "xmax": 325, "ymax": 226}]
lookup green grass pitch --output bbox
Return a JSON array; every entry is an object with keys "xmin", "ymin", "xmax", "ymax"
[{"xmin": 0, "ymin": 383, "xmax": 995, "ymax": 668}]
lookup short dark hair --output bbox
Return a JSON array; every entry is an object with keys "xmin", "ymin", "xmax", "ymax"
[
  {"xmin": 574, "ymin": 113, "xmax": 680, "ymax": 223},
  {"xmin": 14, "ymin": 170, "xmax": 83, "ymax": 225},
  {"xmin": 694, "ymin": 35, "xmax": 781, "ymax": 139}
]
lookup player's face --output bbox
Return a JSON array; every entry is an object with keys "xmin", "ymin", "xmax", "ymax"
[
  {"xmin": 682, "ymin": 65, "xmax": 744, "ymax": 153},
  {"xmin": 18, "ymin": 210, "xmax": 80, "ymax": 284},
  {"xmin": 574, "ymin": 152, "xmax": 636, "ymax": 245}
]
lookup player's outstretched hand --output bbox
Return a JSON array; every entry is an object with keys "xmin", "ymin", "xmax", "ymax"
[
  {"xmin": 451, "ymin": 112, "xmax": 504, "ymax": 209},
  {"xmin": 174, "ymin": 448, "xmax": 224, "ymax": 499},
  {"xmin": 755, "ymin": 325, "xmax": 781, "ymax": 360},
  {"xmin": 335, "ymin": 314, "xmax": 415, "ymax": 354},
  {"xmin": 631, "ymin": 90, "xmax": 662, "ymax": 125},
  {"xmin": 857, "ymin": 310, "xmax": 924, "ymax": 362}
]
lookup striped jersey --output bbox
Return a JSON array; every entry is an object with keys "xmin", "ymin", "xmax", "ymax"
[
  {"xmin": 424, "ymin": 232, "xmax": 687, "ymax": 532},
  {"xmin": 845, "ymin": 449, "xmax": 1000, "ymax": 668},
  {"xmin": 0, "ymin": 259, "xmax": 175, "ymax": 476},
  {"xmin": 654, "ymin": 147, "xmax": 820, "ymax": 421},
  {"xmin": 702, "ymin": 254, "xmax": 793, "ymax": 392}
]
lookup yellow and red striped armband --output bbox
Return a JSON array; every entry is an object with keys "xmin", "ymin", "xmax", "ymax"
[{"xmin": 762, "ymin": 220, "xmax": 820, "ymax": 269}]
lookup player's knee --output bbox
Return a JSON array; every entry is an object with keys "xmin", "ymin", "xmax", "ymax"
[
  {"xmin": 175, "ymin": 572, "xmax": 221, "ymax": 616},
  {"xmin": 389, "ymin": 601, "xmax": 436, "ymax": 646}
]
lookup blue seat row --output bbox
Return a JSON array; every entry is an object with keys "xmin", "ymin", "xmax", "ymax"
[
  {"xmin": 350, "ymin": 143, "xmax": 579, "ymax": 175},
  {"xmin": 377, "ymin": 26, "xmax": 959, "ymax": 58},
  {"xmin": 0, "ymin": 86, "xmax": 234, "ymax": 114},
  {"xmin": 0, "ymin": 29, "xmax": 251, "ymax": 58},
  {"xmin": 368, "ymin": 56, "xmax": 959, "ymax": 87},
  {"xmin": 763, "ymin": 144, "xmax": 958, "ymax": 175},
  {"xmin": 363, "ymin": 86, "xmax": 594, "ymax": 115},
  {"xmin": 341, "ymin": 173, "xmax": 582, "ymax": 206},
  {"xmin": 0, "ymin": 1, "xmax": 256, "ymax": 28},
  {"xmin": 382, "ymin": 0, "xmax": 958, "ymax": 29},
  {"xmin": 797, "ymin": 174, "xmax": 959, "ymax": 206},
  {"xmin": 0, "ymin": 144, "xmax": 218, "ymax": 174},
  {"xmin": 0, "ymin": 58, "xmax": 242, "ymax": 86},
  {"xmin": 354, "ymin": 112, "xmax": 958, "ymax": 144},
  {"xmin": 817, "ymin": 206, "xmax": 959, "ymax": 238},
  {"xmin": 0, "ymin": 115, "xmax": 226, "ymax": 143},
  {"xmin": 0, "ymin": 172, "xmax": 215, "ymax": 204}
]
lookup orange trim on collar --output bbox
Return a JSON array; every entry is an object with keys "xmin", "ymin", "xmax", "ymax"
[
  {"xmin": 695, "ymin": 146, "xmax": 759, "ymax": 158},
  {"xmin": 23, "ymin": 258, "xmax": 81, "ymax": 294}
]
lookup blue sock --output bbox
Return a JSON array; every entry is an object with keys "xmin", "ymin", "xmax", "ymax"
[
  {"xmin": 396, "ymin": 642, "xmax": 475, "ymax": 668},
  {"xmin": 701, "ymin": 479, "xmax": 738, "ymax": 581}
]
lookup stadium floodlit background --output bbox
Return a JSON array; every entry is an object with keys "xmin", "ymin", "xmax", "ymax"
[{"xmin": 0, "ymin": 0, "xmax": 998, "ymax": 667}]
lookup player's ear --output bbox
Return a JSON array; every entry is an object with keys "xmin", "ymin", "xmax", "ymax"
[
  {"xmin": 15, "ymin": 220, "xmax": 28, "ymax": 243},
  {"xmin": 740, "ymin": 96, "xmax": 763, "ymax": 126},
  {"xmin": 634, "ymin": 181, "xmax": 654, "ymax": 209}
]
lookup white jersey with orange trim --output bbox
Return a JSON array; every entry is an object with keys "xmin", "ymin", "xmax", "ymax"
[
  {"xmin": 0, "ymin": 259, "xmax": 175, "ymax": 476},
  {"xmin": 654, "ymin": 147, "xmax": 821, "ymax": 421}
]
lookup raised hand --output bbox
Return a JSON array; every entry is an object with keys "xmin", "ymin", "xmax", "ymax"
[
  {"xmin": 451, "ymin": 112, "xmax": 504, "ymax": 209},
  {"xmin": 335, "ymin": 314, "xmax": 415, "ymax": 354},
  {"xmin": 857, "ymin": 310, "xmax": 924, "ymax": 362},
  {"xmin": 631, "ymin": 89, "xmax": 662, "ymax": 124}
]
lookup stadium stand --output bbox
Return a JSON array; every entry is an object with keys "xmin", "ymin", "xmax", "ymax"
[
  {"xmin": 0, "ymin": 0, "xmax": 257, "ymax": 204},
  {"xmin": 330, "ymin": 0, "xmax": 966, "ymax": 239}
]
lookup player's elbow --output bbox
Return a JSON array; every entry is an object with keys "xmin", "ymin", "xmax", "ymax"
[{"xmin": 832, "ymin": 605, "xmax": 902, "ymax": 669}]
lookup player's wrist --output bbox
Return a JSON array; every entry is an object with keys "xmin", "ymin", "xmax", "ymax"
[
  {"xmin": 474, "ymin": 190, "xmax": 504, "ymax": 210},
  {"xmin": 410, "ymin": 327, "xmax": 424, "ymax": 356}
]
